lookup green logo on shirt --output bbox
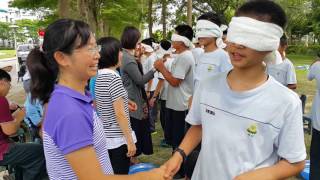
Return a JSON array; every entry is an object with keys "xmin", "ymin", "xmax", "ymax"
[
  {"xmin": 208, "ymin": 65, "xmax": 213, "ymax": 72},
  {"xmin": 247, "ymin": 123, "xmax": 258, "ymax": 137}
]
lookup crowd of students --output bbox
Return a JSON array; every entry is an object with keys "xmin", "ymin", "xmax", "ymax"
[{"xmin": 0, "ymin": 0, "xmax": 320, "ymax": 180}]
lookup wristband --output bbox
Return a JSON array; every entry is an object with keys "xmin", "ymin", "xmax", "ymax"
[{"xmin": 173, "ymin": 147, "xmax": 186, "ymax": 163}]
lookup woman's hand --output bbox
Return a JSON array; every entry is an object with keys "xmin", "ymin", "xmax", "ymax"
[
  {"xmin": 126, "ymin": 142, "xmax": 137, "ymax": 157},
  {"xmin": 128, "ymin": 100, "xmax": 138, "ymax": 112}
]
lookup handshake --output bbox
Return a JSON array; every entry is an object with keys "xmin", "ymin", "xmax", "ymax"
[{"xmin": 141, "ymin": 151, "xmax": 184, "ymax": 180}]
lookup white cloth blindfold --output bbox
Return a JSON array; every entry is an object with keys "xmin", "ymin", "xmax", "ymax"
[
  {"xmin": 227, "ymin": 17, "xmax": 283, "ymax": 51},
  {"xmin": 196, "ymin": 20, "xmax": 226, "ymax": 49},
  {"xmin": 171, "ymin": 34, "xmax": 194, "ymax": 48},
  {"xmin": 141, "ymin": 43, "xmax": 154, "ymax": 53}
]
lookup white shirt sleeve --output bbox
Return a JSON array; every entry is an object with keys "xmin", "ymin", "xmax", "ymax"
[
  {"xmin": 308, "ymin": 63, "xmax": 318, "ymax": 81},
  {"xmin": 172, "ymin": 55, "xmax": 193, "ymax": 80},
  {"xmin": 220, "ymin": 53, "xmax": 233, "ymax": 73},
  {"xmin": 286, "ymin": 59, "xmax": 297, "ymax": 84},
  {"xmin": 276, "ymin": 99, "xmax": 306, "ymax": 163},
  {"xmin": 186, "ymin": 83, "xmax": 203, "ymax": 125}
]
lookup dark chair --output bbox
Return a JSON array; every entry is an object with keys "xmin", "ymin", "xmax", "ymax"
[{"xmin": 300, "ymin": 94, "xmax": 312, "ymax": 135}]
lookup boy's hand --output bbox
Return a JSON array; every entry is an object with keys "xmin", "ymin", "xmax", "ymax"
[
  {"xmin": 149, "ymin": 97, "xmax": 156, "ymax": 107},
  {"xmin": 154, "ymin": 59, "xmax": 165, "ymax": 72},
  {"xmin": 12, "ymin": 108, "xmax": 25, "ymax": 123},
  {"xmin": 145, "ymin": 165, "xmax": 168, "ymax": 180},
  {"xmin": 233, "ymin": 170, "xmax": 273, "ymax": 180},
  {"xmin": 163, "ymin": 152, "xmax": 183, "ymax": 179}
]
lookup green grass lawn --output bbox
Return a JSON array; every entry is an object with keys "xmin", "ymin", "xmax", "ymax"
[
  {"xmin": 0, "ymin": 50, "xmax": 16, "ymax": 59},
  {"xmin": 141, "ymin": 54, "xmax": 316, "ymax": 179}
]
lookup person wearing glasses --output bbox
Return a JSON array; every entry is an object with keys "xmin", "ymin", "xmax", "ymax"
[
  {"xmin": 27, "ymin": 19, "xmax": 164, "ymax": 179},
  {"xmin": 0, "ymin": 69, "xmax": 47, "ymax": 180}
]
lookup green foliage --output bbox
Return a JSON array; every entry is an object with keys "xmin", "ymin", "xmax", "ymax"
[
  {"xmin": 10, "ymin": 0, "xmax": 57, "ymax": 10},
  {"xmin": 100, "ymin": 0, "xmax": 147, "ymax": 37},
  {"xmin": 287, "ymin": 44, "xmax": 320, "ymax": 55},
  {"xmin": 0, "ymin": 22, "xmax": 10, "ymax": 41}
]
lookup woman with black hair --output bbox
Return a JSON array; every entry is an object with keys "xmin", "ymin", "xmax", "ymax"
[
  {"xmin": 27, "ymin": 19, "xmax": 164, "ymax": 180},
  {"xmin": 120, "ymin": 26, "xmax": 156, "ymax": 163},
  {"xmin": 95, "ymin": 37, "xmax": 137, "ymax": 174}
]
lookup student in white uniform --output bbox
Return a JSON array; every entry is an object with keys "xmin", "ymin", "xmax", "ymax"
[
  {"xmin": 154, "ymin": 24, "xmax": 194, "ymax": 178},
  {"xmin": 141, "ymin": 38, "xmax": 159, "ymax": 133},
  {"xmin": 149, "ymin": 40, "xmax": 173, "ymax": 147},
  {"xmin": 308, "ymin": 55, "xmax": 320, "ymax": 180},
  {"xmin": 162, "ymin": 1, "xmax": 306, "ymax": 180},
  {"xmin": 267, "ymin": 35, "xmax": 297, "ymax": 90},
  {"xmin": 194, "ymin": 12, "xmax": 232, "ymax": 90},
  {"xmin": 190, "ymin": 38, "xmax": 203, "ymax": 65}
]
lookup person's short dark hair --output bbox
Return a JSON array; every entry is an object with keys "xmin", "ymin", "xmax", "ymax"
[
  {"xmin": 175, "ymin": 25, "xmax": 194, "ymax": 41},
  {"xmin": 121, "ymin": 26, "xmax": 141, "ymax": 49},
  {"xmin": 141, "ymin": 38, "xmax": 156, "ymax": 47},
  {"xmin": 235, "ymin": 0, "xmax": 287, "ymax": 28},
  {"xmin": 27, "ymin": 19, "xmax": 92, "ymax": 103},
  {"xmin": 0, "ymin": 69, "xmax": 11, "ymax": 82},
  {"xmin": 280, "ymin": 34, "xmax": 288, "ymax": 47},
  {"xmin": 197, "ymin": 12, "xmax": 222, "ymax": 26},
  {"xmin": 97, "ymin": 37, "xmax": 122, "ymax": 69},
  {"xmin": 160, "ymin": 39, "xmax": 171, "ymax": 51}
]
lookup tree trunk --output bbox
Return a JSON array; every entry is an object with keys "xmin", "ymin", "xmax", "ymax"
[
  {"xmin": 187, "ymin": 0, "xmax": 192, "ymax": 26},
  {"xmin": 148, "ymin": 0, "xmax": 153, "ymax": 38},
  {"xmin": 77, "ymin": 0, "xmax": 99, "ymax": 35},
  {"xmin": 58, "ymin": 0, "xmax": 70, "ymax": 18},
  {"xmin": 161, "ymin": 0, "xmax": 167, "ymax": 39}
]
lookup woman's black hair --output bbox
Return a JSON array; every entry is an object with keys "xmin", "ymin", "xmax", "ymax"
[
  {"xmin": 121, "ymin": 26, "xmax": 141, "ymax": 49},
  {"xmin": 175, "ymin": 24, "xmax": 194, "ymax": 41},
  {"xmin": 197, "ymin": 12, "xmax": 222, "ymax": 26},
  {"xmin": 235, "ymin": 0, "xmax": 287, "ymax": 28},
  {"xmin": 0, "ymin": 69, "xmax": 11, "ymax": 82},
  {"xmin": 27, "ymin": 19, "xmax": 91, "ymax": 103},
  {"xmin": 97, "ymin": 37, "xmax": 122, "ymax": 69}
]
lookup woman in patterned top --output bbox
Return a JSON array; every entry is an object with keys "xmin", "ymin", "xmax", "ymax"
[
  {"xmin": 27, "ymin": 18, "xmax": 165, "ymax": 180},
  {"xmin": 95, "ymin": 37, "xmax": 137, "ymax": 174}
]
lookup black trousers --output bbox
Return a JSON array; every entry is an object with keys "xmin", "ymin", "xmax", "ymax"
[
  {"xmin": 130, "ymin": 117, "xmax": 153, "ymax": 156},
  {"xmin": 0, "ymin": 143, "xmax": 46, "ymax": 180},
  {"xmin": 108, "ymin": 144, "xmax": 130, "ymax": 174},
  {"xmin": 166, "ymin": 108, "xmax": 188, "ymax": 149},
  {"xmin": 160, "ymin": 100, "xmax": 171, "ymax": 145},
  {"xmin": 310, "ymin": 128, "xmax": 320, "ymax": 180}
]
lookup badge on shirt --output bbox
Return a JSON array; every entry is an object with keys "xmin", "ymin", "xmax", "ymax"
[
  {"xmin": 247, "ymin": 123, "xmax": 258, "ymax": 137},
  {"xmin": 208, "ymin": 65, "xmax": 213, "ymax": 72}
]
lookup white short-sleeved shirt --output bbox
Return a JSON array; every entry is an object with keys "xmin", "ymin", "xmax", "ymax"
[
  {"xmin": 158, "ymin": 57, "xmax": 174, "ymax": 100},
  {"xmin": 166, "ymin": 50, "xmax": 194, "ymax": 111},
  {"xmin": 193, "ymin": 48, "xmax": 232, "ymax": 89},
  {"xmin": 186, "ymin": 72, "xmax": 306, "ymax": 180},
  {"xmin": 141, "ymin": 53, "xmax": 159, "ymax": 91},
  {"xmin": 191, "ymin": 47, "xmax": 204, "ymax": 65},
  {"xmin": 267, "ymin": 58, "xmax": 297, "ymax": 86},
  {"xmin": 308, "ymin": 61, "xmax": 320, "ymax": 131}
]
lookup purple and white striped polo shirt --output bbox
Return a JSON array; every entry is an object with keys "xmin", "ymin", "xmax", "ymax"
[{"xmin": 43, "ymin": 85, "xmax": 113, "ymax": 179}]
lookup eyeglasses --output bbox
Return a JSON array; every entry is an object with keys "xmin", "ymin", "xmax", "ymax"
[
  {"xmin": 74, "ymin": 45, "xmax": 101, "ymax": 55},
  {"xmin": 88, "ymin": 45, "xmax": 101, "ymax": 54}
]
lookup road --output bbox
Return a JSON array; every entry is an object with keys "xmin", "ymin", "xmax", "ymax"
[{"xmin": 0, "ymin": 58, "xmax": 26, "ymax": 104}]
